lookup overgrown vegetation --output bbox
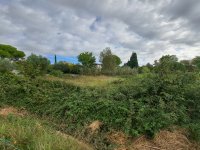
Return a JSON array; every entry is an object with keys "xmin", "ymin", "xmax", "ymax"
[
  {"xmin": 0, "ymin": 115, "xmax": 92, "ymax": 150},
  {"xmin": 0, "ymin": 70, "xmax": 199, "ymax": 149}
]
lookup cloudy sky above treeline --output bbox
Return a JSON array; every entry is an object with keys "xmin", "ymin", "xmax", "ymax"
[{"xmin": 0, "ymin": 0, "xmax": 200, "ymax": 65}]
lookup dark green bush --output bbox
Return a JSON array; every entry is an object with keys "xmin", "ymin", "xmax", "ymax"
[
  {"xmin": 0, "ymin": 59, "xmax": 15, "ymax": 73},
  {"xmin": 188, "ymin": 123, "xmax": 200, "ymax": 142}
]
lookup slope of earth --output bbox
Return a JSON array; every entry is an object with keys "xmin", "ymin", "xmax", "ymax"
[{"xmin": 0, "ymin": 107, "xmax": 93, "ymax": 150}]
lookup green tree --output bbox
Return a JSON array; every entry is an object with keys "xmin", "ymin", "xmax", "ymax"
[
  {"xmin": 54, "ymin": 55, "xmax": 57, "ymax": 64},
  {"xmin": 99, "ymin": 47, "xmax": 121, "ymax": 72},
  {"xmin": 78, "ymin": 52, "xmax": 96, "ymax": 67},
  {"xmin": 53, "ymin": 62, "xmax": 71, "ymax": 73},
  {"xmin": 113, "ymin": 55, "xmax": 122, "ymax": 66},
  {"xmin": 23, "ymin": 54, "xmax": 50, "ymax": 77},
  {"xmin": 0, "ymin": 44, "xmax": 25, "ymax": 60},
  {"xmin": 180, "ymin": 60, "xmax": 196, "ymax": 72},
  {"xmin": 192, "ymin": 56, "xmax": 200, "ymax": 70},
  {"xmin": 125, "ymin": 52, "xmax": 139, "ymax": 68},
  {"xmin": 154, "ymin": 55, "xmax": 185, "ymax": 74},
  {"xmin": 146, "ymin": 63, "xmax": 154, "ymax": 71}
]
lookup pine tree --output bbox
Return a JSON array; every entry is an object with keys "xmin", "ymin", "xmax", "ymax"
[{"xmin": 126, "ymin": 52, "xmax": 139, "ymax": 68}]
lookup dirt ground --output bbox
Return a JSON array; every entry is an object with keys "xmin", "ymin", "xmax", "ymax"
[{"xmin": 108, "ymin": 130, "xmax": 199, "ymax": 150}]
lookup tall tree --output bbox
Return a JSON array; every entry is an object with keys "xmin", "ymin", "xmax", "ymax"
[
  {"xmin": 54, "ymin": 54, "xmax": 57, "ymax": 64},
  {"xmin": 78, "ymin": 52, "xmax": 96, "ymax": 67},
  {"xmin": 99, "ymin": 47, "xmax": 121, "ymax": 71},
  {"xmin": 126, "ymin": 52, "xmax": 139, "ymax": 68},
  {"xmin": 0, "ymin": 44, "xmax": 25, "ymax": 60},
  {"xmin": 113, "ymin": 55, "xmax": 122, "ymax": 66}
]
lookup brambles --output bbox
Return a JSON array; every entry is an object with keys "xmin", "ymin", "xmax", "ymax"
[{"xmin": 0, "ymin": 71, "xmax": 199, "ymax": 145}]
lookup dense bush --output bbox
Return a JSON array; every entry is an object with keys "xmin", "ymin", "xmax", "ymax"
[
  {"xmin": 79, "ymin": 67, "xmax": 101, "ymax": 75},
  {"xmin": 52, "ymin": 62, "xmax": 81, "ymax": 74},
  {"xmin": 17, "ymin": 54, "xmax": 50, "ymax": 78},
  {"xmin": 0, "ymin": 59, "xmax": 15, "ymax": 73}
]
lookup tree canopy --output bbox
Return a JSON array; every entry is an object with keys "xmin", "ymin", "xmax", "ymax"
[
  {"xmin": 192, "ymin": 56, "xmax": 200, "ymax": 70},
  {"xmin": 154, "ymin": 55, "xmax": 185, "ymax": 74},
  {"xmin": 125, "ymin": 52, "xmax": 139, "ymax": 68},
  {"xmin": 22, "ymin": 54, "xmax": 50, "ymax": 77},
  {"xmin": 99, "ymin": 47, "xmax": 121, "ymax": 71},
  {"xmin": 78, "ymin": 52, "xmax": 96, "ymax": 67},
  {"xmin": 0, "ymin": 44, "xmax": 25, "ymax": 60}
]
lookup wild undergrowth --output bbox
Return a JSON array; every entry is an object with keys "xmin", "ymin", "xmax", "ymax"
[{"xmin": 0, "ymin": 72, "xmax": 200, "ymax": 149}]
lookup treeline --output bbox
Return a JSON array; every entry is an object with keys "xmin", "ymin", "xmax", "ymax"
[
  {"xmin": 0, "ymin": 44, "xmax": 138, "ymax": 76},
  {"xmin": 1, "ymin": 44, "xmax": 200, "ymax": 77}
]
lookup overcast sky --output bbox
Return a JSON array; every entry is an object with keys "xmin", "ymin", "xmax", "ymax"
[{"xmin": 0, "ymin": 0, "xmax": 200, "ymax": 65}]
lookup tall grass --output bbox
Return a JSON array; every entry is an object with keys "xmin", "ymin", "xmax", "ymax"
[
  {"xmin": 0, "ymin": 115, "xmax": 92, "ymax": 150},
  {"xmin": 44, "ymin": 75, "xmax": 121, "ymax": 87}
]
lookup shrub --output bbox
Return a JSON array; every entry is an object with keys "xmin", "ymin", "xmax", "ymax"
[
  {"xmin": 102, "ymin": 66, "xmax": 137, "ymax": 76},
  {"xmin": 18, "ymin": 54, "xmax": 50, "ymax": 78},
  {"xmin": 0, "ymin": 59, "xmax": 15, "ymax": 73},
  {"xmin": 49, "ymin": 69, "xmax": 63, "ymax": 77},
  {"xmin": 80, "ymin": 67, "xmax": 101, "ymax": 75},
  {"xmin": 188, "ymin": 123, "xmax": 200, "ymax": 142}
]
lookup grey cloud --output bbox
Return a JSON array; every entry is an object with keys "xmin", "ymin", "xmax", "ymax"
[{"xmin": 0, "ymin": 0, "xmax": 200, "ymax": 65}]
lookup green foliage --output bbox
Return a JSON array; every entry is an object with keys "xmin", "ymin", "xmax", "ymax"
[
  {"xmin": 52, "ymin": 62, "xmax": 81, "ymax": 74},
  {"xmin": 0, "ymin": 72, "xmax": 199, "ymax": 140},
  {"xmin": 78, "ymin": 52, "xmax": 96, "ymax": 67},
  {"xmin": 0, "ymin": 115, "xmax": 92, "ymax": 150},
  {"xmin": 154, "ymin": 55, "xmax": 186, "ymax": 74},
  {"xmin": 100, "ymin": 47, "xmax": 121, "ymax": 72},
  {"xmin": 102, "ymin": 66, "xmax": 137, "ymax": 76},
  {"xmin": 23, "ymin": 54, "xmax": 50, "ymax": 77},
  {"xmin": 0, "ymin": 44, "xmax": 25, "ymax": 60},
  {"xmin": 49, "ymin": 69, "xmax": 63, "ymax": 77},
  {"xmin": 54, "ymin": 54, "xmax": 57, "ymax": 64},
  {"xmin": 138, "ymin": 66, "xmax": 150, "ymax": 73},
  {"xmin": 125, "ymin": 52, "xmax": 139, "ymax": 68},
  {"xmin": 80, "ymin": 67, "xmax": 101, "ymax": 75},
  {"xmin": 0, "ymin": 54, "xmax": 200, "ymax": 148},
  {"xmin": 188, "ymin": 123, "xmax": 200, "ymax": 142},
  {"xmin": 112, "ymin": 55, "xmax": 122, "ymax": 66},
  {"xmin": 180, "ymin": 60, "xmax": 196, "ymax": 72},
  {"xmin": 192, "ymin": 56, "xmax": 200, "ymax": 70},
  {"xmin": 0, "ymin": 59, "xmax": 15, "ymax": 73}
]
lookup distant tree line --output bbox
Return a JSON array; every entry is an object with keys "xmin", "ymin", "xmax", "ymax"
[{"xmin": 1, "ymin": 43, "xmax": 200, "ymax": 77}]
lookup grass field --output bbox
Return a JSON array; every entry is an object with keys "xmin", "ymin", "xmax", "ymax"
[
  {"xmin": 44, "ymin": 75, "xmax": 121, "ymax": 87},
  {"xmin": 0, "ymin": 108, "xmax": 92, "ymax": 150}
]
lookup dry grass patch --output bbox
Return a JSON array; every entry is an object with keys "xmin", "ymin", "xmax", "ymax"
[
  {"xmin": 131, "ymin": 130, "xmax": 199, "ymax": 150},
  {"xmin": 45, "ymin": 75, "xmax": 121, "ymax": 87},
  {"xmin": 0, "ymin": 107, "xmax": 27, "ymax": 117}
]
